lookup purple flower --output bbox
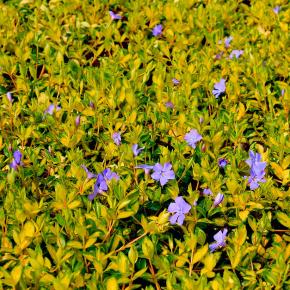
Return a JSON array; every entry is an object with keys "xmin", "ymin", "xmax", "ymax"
[
  {"xmin": 218, "ymin": 158, "xmax": 228, "ymax": 168},
  {"xmin": 203, "ymin": 188, "xmax": 213, "ymax": 195},
  {"xmin": 224, "ymin": 36, "xmax": 233, "ymax": 48},
  {"xmin": 152, "ymin": 24, "xmax": 163, "ymax": 37},
  {"xmin": 165, "ymin": 101, "xmax": 174, "ymax": 109},
  {"xmin": 168, "ymin": 196, "xmax": 191, "ymax": 225},
  {"xmin": 273, "ymin": 6, "xmax": 280, "ymax": 14},
  {"xmin": 10, "ymin": 150, "xmax": 23, "ymax": 170},
  {"xmin": 45, "ymin": 104, "xmax": 61, "ymax": 115},
  {"xmin": 184, "ymin": 129, "xmax": 202, "ymax": 149},
  {"xmin": 212, "ymin": 78, "xmax": 226, "ymax": 98},
  {"xmin": 245, "ymin": 150, "xmax": 266, "ymax": 190},
  {"xmin": 151, "ymin": 162, "xmax": 175, "ymax": 186},
  {"xmin": 229, "ymin": 50, "xmax": 243, "ymax": 59},
  {"xmin": 112, "ymin": 132, "xmax": 121, "ymax": 146},
  {"xmin": 132, "ymin": 144, "xmax": 144, "ymax": 157},
  {"xmin": 245, "ymin": 150, "xmax": 262, "ymax": 168},
  {"xmin": 209, "ymin": 229, "xmax": 228, "ymax": 252},
  {"xmin": 6, "ymin": 92, "xmax": 13, "ymax": 103},
  {"xmin": 109, "ymin": 11, "xmax": 121, "ymax": 20},
  {"xmin": 102, "ymin": 168, "xmax": 119, "ymax": 181},
  {"xmin": 88, "ymin": 173, "xmax": 108, "ymax": 201},
  {"xmin": 172, "ymin": 78, "xmax": 180, "ymax": 85},
  {"xmin": 87, "ymin": 168, "xmax": 119, "ymax": 201},
  {"xmin": 135, "ymin": 164, "xmax": 154, "ymax": 175},
  {"xmin": 215, "ymin": 51, "xmax": 224, "ymax": 60},
  {"xmin": 281, "ymin": 89, "xmax": 285, "ymax": 97},
  {"xmin": 213, "ymin": 193, "xmax": 224, "ymax": 206},
  {"xmin": 81, "ymin": 165, "xmax": 97, "ymax": 180},
  {"xmin": 75, "ymin": 115, "xmax": 80, "ymax": 127}
]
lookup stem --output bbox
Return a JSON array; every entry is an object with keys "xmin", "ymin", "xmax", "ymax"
[
  {"xmin": 102, "ymin": 220, "xmax": 115, "ymax": 243},
  {"xmin": 189, "ymin": 247, "xmax": 194, "ymax": 277},
  {"xmin": 149, "ymin": 259, "xmax": 161, "ymax": 290},
  {"xmin": 177, "ymin": 156, "xmax": 194, "ymax": 184},
  {"xmin": 105, "ymin": 232, "xmax": 147, "ymax": 259}
]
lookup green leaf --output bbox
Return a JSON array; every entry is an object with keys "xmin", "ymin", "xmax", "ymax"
[
  {"xmin": 191, "ymin": 244, "xmax": 208, "ymax": 265},
  {"xmin": 106, "ymin": 277, "xmax": 119, "ymax": 290},
  {"xmin": 11, "ymin": 264, "xmax": 22, "ymax": 285},
  {"xmin": 276, "ymin": 212, "xmax": 290, "ymax": 228},
  {"xmin": 142, "ymin": 237, "xmax": 154, "ymax": 259},
  {"xmin": 117, "ymin": 211, "xmax": 135, "ymax": 219},
  {"xmin": 128, "ymin": 246, "xmax": 138, "ymax": 265},
  {"xmin": 67, "ymin": 241, "xmax": 83, "ymax": 249}
]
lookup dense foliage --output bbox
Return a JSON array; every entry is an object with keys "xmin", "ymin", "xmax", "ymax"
[{"xmin": 0, "ymin": 0, "xmax": 289, "ymax": 289}]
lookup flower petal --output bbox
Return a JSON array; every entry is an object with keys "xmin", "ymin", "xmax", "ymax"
[
  {"xmin": 168, "ymin": 202, "xmax": 179, "ymax": 213},
  {"xmin": 169, "ymin": 213, "xmax": 179, "ymax": 225},
  {"xmin": 177, "ymin": 214, "xmax": 185, "ymax": 225}
]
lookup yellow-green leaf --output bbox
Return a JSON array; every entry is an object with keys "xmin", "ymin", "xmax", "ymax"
[
  {"xmin": 191, "ymin": 244, "xmax": 208, "ymax": 265},
  {"xmin": 276, "ymin": 212, "xmax": 290, "ymax": 229},
  {"xmin": 11, "ymin": 264, "xmax": 22, "ymax": 285},
  {"xmin": 68, "ymin": 200, "xmax": 81, "ymax": 209},
  {"xmin": 106, "ymin": 277, "xmax": 119, "ymax": 290},
  {"xmin": 117, "ymin": 211, "xmax": 135, "ymax": 219},
  {"xmin": 23, "ymin": 221, "xmax": 35, "ymax": 238},
  {"xmin": 142, "ymin": 237, "xmax": 154, "ymax": 259}
]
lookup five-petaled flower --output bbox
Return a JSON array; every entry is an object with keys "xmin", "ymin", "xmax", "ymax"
[
  {"xmin": 151, "ymin": 162, "xmax": 175, "ymax": 186},
  {"xmin": 215, "ymin": 51, "xmax": 224, "ymax": 60},
  {"xmin": 112, "ymin": 132, "xmax": 121, "ymax": 146},
  {"xmin": 103, "ymin": 168, "xmax": 119, "ymax": 181},
  {"xmin": 165, "ymin": 101, "xmax": 174, "ymax": 109},
  {"xmin": 203, "ymin": 188, "xmax": 213, "ymax": 195},
  {"xmin": 132, "ymin": 144, "xmax": 144, "ymax": 157},
  {"xmin": 135, "ymin": 164, "xmax": 154, "ymax": 175},
  {"xmin": 209, "ymin": 229, "xmax": 228, "ymax": 252},
  {"xmin": 218, "ymin": 158, "xmax": 228, "ymax": 168},
  {"xmin": 152, "ymin": 24, "xmax": 163, "ymax": 37},
  {"xmin": 75, "ymin": 115, "xmax": 80, "ymax": 127},
  {"xmin": 81, "ymin": 165, "xmax": 97, "ymax": 180},
  {"xmin": 213, "ymin": 193, "xmax": 224, "ymax": 206},
  {"xmin": 6, "ymin": 92, "xmax": 13, "ymax": 103},
  {"xmin": 245, "ymin": 150, "xmax": 266, "ymax": 190},
  {"xmin": 168, "ymin": 196, "xmax": 191, "ymax": 225},
  {"xmin": 109, "ymin": 11, "xmax": 122, "ymax": 20},
  {"xmin": 184, "ymin": 129, "xmax": 202, "ymax": 149},
  {"xmin": 212, "ymin": 78, "xmax": 226, "ymax": 98},
  {"xmin": 281, "ymin": 89, "xmax": 285, "ymax": 97},
  {"xmin": 88, "ymin": 168, "xmax": 119, "ymax": 201},
  {"xmin": 10, "ymin": 150, "xmax": 23, "ymax": 170},
  {"xmin": 45, "ymin": 104, "xmax": 61, "ymax": 115},
  {"xmin": 172, "ymin": 78, "xmax": 180, "ymax": 85},
  {"xmin": 88, "ymin": 173, "xmax": 108, "ymax": 201},
  {"xmin": 273, "ymin": 6, "xmax": 281, "ymax": 14},
  {"xmin": 229, "ymin": 50, "xmax": 243, "ymax": 59},
  {"xmin": 224, "ymin": 36, "xmax": 233, "ymax": 48}
]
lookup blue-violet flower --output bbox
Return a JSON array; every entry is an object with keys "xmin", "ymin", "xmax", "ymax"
[
  {"xmin": 184, "ymin": 129, "xmax": 202, "ymax": 149},
  {"xmin": 213, "ymin": 193, "xmax": 224, "ymax": 206},
  {"xmin": 168, "ymin": 196, "xmax": 191, "ymax": 225},
  {"xmin": 10, "ymin": 150, "xmax": 23, "ymax": 170},
  {"xmin": 151, "ymin": 162, "xmax": 175, "ymax": 186},
  {"xmin": 212, "ymin": 79, "xmax": 226, "ymax": 98},
  {"xmin": 132, "ymin": 144, "xmax": 144, "ymax": 157},
  {"xmin": 112, "ymin": 132, "xmax": 121, "ymax": 146},
  {"xmin": 152, "ymin": 24, "xmax": 163, "ymax": 37},
  {"xmin": 209, "ymin": 229, "xmax": 228, "ymax": 252}
]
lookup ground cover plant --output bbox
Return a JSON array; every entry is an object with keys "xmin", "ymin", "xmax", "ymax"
[{"xmin": 0, "ymin": 0, "xmax": 289, "ymax": 289}]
